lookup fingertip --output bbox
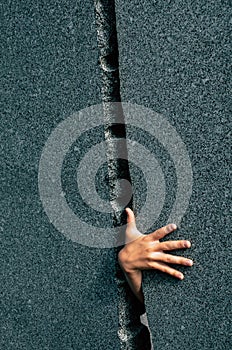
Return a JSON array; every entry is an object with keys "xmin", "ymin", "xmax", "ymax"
[
  {"xmin": 187, "ymin": 259, "xmax": 193, "ymax": 266},
  {"xmin": 185, "ymin": 240, "xmax": 191, "ymax": 248},
  {"xmin": 125, "ymin": 208, "xmax": 135, "ymax": 224},
  {"xmin": 125, "ymin": 207, "xmax": 132, "ymax": 217},
  {"xmin": 167, "ymin": 223, "xmax": 177, "ymax": 232}
]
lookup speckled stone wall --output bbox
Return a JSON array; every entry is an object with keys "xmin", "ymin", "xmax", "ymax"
[
  {"xmin": 2, "ymin": 0, "xmax": 231, "ymax": 349},
  {"xmin": 1, "ymin": 1, "xmax": 121, "ymax": 349},
  {"xmin": 115, "ymin": 0, "xmax": 231, "ymax": 349}
]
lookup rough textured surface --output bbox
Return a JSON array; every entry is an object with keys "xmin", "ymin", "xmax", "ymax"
[
  {"xmin": 2, "ymin": 0, "xmax": 231, "ymax": 349},
  {"xmin": 115, "ymin": 0, "xmax": 231, "ymax": 349},
  {"xmin": 1, "ymin": 1, "xmax": 120, "ymax": 349}
]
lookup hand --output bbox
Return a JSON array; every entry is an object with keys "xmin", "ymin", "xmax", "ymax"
[{"xmin": 118, "ymin": 208, "xmax": 193, "ymax": 303}]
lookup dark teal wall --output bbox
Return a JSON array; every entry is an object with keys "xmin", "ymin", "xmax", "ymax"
[
  {"xmin": 1, "ymin": 1, "xmax": 120, "ymax": 349},
  {"xmin": 2, "ymin": 0, "xmax": 231, "ymax": 349},
  {"xmin": 115, "ymin": 0, "xmax": 231, "ymax": 349}
]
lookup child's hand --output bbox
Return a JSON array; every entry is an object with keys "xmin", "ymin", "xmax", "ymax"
[{"xmin": 118, "ymin": 208, "xmax": 193, "ymax": 303}]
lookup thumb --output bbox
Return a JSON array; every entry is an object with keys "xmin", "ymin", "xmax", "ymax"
[
  {"xmin": 125, "ymin": 208, "xmax": 143, "ymax": 244},
  {"xmin": 126, "ymin": 207, "xmax": 136, "ymax": 224}
]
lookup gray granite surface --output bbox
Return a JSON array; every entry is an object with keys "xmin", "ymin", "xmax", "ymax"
[
  {"xmin": 2, "ymin": 0, "xmax": 231, "ymax": 349},
  {"xmin": 115, "ymin": 0, "xmax": 231, "ymax": 349},
  {"xmin": 1, "ymin": 1, "xmax": 121, "ymax": 349}
]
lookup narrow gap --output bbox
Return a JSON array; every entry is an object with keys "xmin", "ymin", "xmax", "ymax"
[{"xmin": 94, "ymin": 1, "xmax": 152, "ymax": 349}]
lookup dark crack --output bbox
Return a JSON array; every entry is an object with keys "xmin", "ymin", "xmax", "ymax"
[{"xmin": 94, "ymin": 1, "xmax": 152, "ymax": 349}]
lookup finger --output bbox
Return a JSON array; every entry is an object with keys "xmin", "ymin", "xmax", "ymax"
[
  {"xmin": 150, "ymin": 252, "xmax": 193, "ymax": 266},
  {"xmin": 150, "ymin": 261, "xmax": 184, "ymax": 280},
  {"xmin": 125, "ymin": 208, "xmax": 143, "ymax": 243},
  {"xmin": 157, "ymin": 240, "xmax": 191, "ymax": 251},
  {"xmin": 149, "ymin": 223, "xmax": 177, "ymax": 241}
]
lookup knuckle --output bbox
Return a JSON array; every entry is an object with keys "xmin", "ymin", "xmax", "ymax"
[
  {"xmin": 145, "ymin": 244, "xmax": 154, "ymax": 253},
  {"xmin": 163, "ymin": 267, "xmax": 170, "ymax": 275},
  {"xmin": 118, "ymin": 253, "xmax": 123, "ymax": 265},
  {"xmin": 178, "ymin": 241, "xmax": 186, "ymax": 248},
  {"xmin": 180, "ymin": 240, "xmax": 186, "ymax": 247},
  {"xmin": 143, "ymin": 234, "xmax": 152, "ymax": 242},
  {"xmin": 147, "ymin": 261, "xmax": 154, "ymax": 269},
  {"xmin": 153, "ymin": 228, "xmax": 161, "ymax": 236},
  {"xmin": 160, "ymin": 242, "xmax": 168, "ymax": 250},
  {"xmin": 177, "ymin": 258, "xmax": 185, "ymax": 265},
  {"xmin": 166, "ymin": 255, "xmax": 173, "ymax": 264},
  {"xmin": 165, "ymin": 243, "xmax": 172, "ymax": 251},
  {"xmin": 146, "ymin": 252, "xmax": 155, "ymax": 262},
  {"xmin": 118, "ymin": 249, "xmax": 126, "ymax": 264},
  {"xmin": 180, "ymin": 240, "xmax": 191, "ymax": 248}
]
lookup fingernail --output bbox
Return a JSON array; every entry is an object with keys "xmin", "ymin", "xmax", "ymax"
[
  {"xmin": 186, "ymin": 259, "xmax": 193, "ymax": 266},
  {"xmin": 169, "ymin": 224, "xmax": 177, "ymax": 231},
  {"xmin": 178, "ymin": 273, "xmax": 184, "ymax": 280},
  {"xmin": 184, "ymin": 241, "xmax": 191, "ymax": 248}
]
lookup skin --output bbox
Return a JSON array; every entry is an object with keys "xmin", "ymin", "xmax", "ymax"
[{"xmin": 118, "ymin": 208, "xmax": 193, "ymax": 303}]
